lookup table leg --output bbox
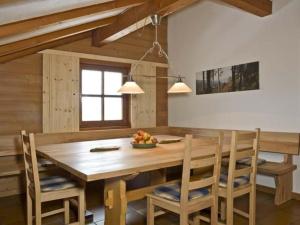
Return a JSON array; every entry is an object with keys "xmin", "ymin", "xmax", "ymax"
[{"xmin": 104, "ymin": 178, "xmax": 127, "ymax": 225}]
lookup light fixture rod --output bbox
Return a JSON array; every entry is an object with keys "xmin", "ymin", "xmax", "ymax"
[
  {"xmin": 130, "ymin": 14, "xmax": 170, "ymax": 77},
  {"xmin": 118, "ymin": 14, "xmax": 192, "ymax": 94},
  {"xmin": 123, "ymin": 74, "xmax": 185, "ymax": 79}
]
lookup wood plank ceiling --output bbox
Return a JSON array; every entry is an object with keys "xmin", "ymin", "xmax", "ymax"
[{"xmin": 0, "ymin": 0, "xmax": 272, "ymax": 63}]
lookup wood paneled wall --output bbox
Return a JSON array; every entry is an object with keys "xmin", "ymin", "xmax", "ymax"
[
  {"xmin": 0, "ymin": 20, "xmax": 168, "ymax": 197},
  {"xmin": 131, "ymin": 63, "xmax": 157, "ymax": 128},
  {"xmin": 0, "ymin": 54, "xmax": 43, "ymax": 135},
  {"xmin": 0, "ymin": 19, "xmax": 167, "ymax": 135}
]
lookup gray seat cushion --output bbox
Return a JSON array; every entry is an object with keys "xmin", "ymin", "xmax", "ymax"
[
  {"xmin": 153, "ymin": 182, "xmax": 210, "ymax": 202},
  {"xmin": 40, "ymin": 176, "xmax": 77, "ymax": 192}
]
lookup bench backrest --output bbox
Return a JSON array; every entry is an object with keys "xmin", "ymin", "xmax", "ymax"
[
  {"xmin": 168, "ymin": 127, "xmax": 300, "ymax": 155},
  {"xmin": 0, "ymin": 127, "xmax": 170, "ymax": 157}
]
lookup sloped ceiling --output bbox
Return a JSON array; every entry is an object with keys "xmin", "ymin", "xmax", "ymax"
[
  {"xmin": 0, "ymin": 0, "xmax": 272, "ymax": 63},
  {"xmin": 0, "ymin": 0, "xmax": 111, "ymax": 25}
]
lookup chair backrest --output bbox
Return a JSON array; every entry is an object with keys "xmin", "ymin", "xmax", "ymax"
[
  {"xmin": 21, "ymin": 130, "xmax": 41, "ymax": 197},
  {"xmin": 226, "ymin": 129, "xmax": 261, "ymax": 190},
  {"xmin": 180, "ymin": 133, "xmax": 224, "ymax": 206}
]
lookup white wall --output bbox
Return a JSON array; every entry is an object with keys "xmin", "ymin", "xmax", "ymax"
[{"xmin": 168, "ymin": 0, "xmax": 300, "ymax": 192}]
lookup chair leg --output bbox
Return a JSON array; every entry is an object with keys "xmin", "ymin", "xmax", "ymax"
[
  {"xmin": 26, "ymin": 192, "xmax": 33, "ymax": 225},
  {"xmin": 249, "ymin": 189, "xmax": 256, "ymax": 225},
  {"xmin": 64, "ymin": 199, "xmax": 70, "ymax": 224},
  {"xmin": 35, "ymin": 201, "xmax": 42, "ymax": 225},
  {"xmin": 211, "ymin": 196, "xmax": 218, "ymax": 225},
  {"xmin": 192, "ymin": 212, "xmax": 200, "ymax": 225},
  {"xmin": 78, "ymin": 190, "xmax": 85, "ymax": 225},
  {"xmin": 147, "ymin": 197, "xmax": 155, "ymax": 225},
  {"xmin": 226, "ymin": 198, "xmax": 233, "ymax": 225},
  {"xmin": 220, "ymin": 199, "xmax": 226, "ymax": 221},
  {"xmin": 180, "ymin": 212, "xmax": 188, "ymax": 225}
]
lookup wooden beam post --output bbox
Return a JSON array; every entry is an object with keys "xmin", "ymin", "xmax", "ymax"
[
  {"xmin": 0, "ymin": 0, "xmax": 145, "ymax": 38},
  {"xmin": 0, "ymin": 32, "xmax": 91, "ymax": 64},
  {"xmin": 0, "ymin": 17, "xmax": 115, "ymax": 57},
  {"xmin": 92, "ymin": 0, "xmax": 199, "ymax": 46}
]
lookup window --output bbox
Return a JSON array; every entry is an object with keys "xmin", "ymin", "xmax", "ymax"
[{"xmin": 80, "ymin": 63, "xmax": 129, "ymax": 129}]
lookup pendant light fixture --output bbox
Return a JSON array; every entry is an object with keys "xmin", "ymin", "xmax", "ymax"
[
  {"xmin": 118, "ymin": 14, "xmax": 192, "ymax": 95},
  {"xmin": 168, "ymin": 77, "xmax": 192, "ymax": 94},
  {"xmin": 117, "ymin": 77, "xmax": 144, "ymax": 94}
]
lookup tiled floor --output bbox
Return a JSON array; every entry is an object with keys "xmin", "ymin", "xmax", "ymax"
[{"xmin": 1, "ymin": 189, "xmax": 300, "ymax": 225}]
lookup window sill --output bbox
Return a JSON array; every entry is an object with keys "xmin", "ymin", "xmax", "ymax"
[{"xmin": 80, "ymin": 125, "xmax": 131, "ymax": 131}]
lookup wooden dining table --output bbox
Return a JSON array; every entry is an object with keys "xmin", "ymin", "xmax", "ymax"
[{"xmin": 37, "ymin": 135, "xmax": 230, "ymax": 225}]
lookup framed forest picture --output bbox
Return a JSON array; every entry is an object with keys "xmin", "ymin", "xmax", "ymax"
[{"xmin": 196, "ymin": 61, "xmax": 259, "ymax": 95}]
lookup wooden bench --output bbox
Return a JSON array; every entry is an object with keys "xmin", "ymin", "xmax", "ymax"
[
  {"xmin": 257, "ymin": 156, "xmax": 297, "ymax": 205},
  {"xmin": 0, "ymin": 126, "xmax": 299, "ymax": 206},
  {"xmin": 168, "ymin": 127, "xmax": 300, "ymax": 205}
]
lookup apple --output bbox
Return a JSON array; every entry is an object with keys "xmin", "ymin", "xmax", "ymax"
[
  {"xmin": 133, "ymin": 134, "xmax": 139, "ymax": 140},
  {"xmin": 143, "ymin": 133, "xmax": 151, "ymax": 141},
  {"xmin": 137, "ymin": 130, "xmax": 144, "ymax": 136},
  {"xmin": 132, "ymin": 130, "xmax": 158, "ymax": 145}
]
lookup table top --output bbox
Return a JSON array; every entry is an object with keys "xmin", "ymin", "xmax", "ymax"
[{"xmin": 37, "ymin": 135, "xmax": 230, "ymax": 182}]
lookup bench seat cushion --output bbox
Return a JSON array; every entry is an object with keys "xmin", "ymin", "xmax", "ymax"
[
  {"xmin": 222, "ymin": 157, "xmax": 266, "ymax": 166},
  {"xmin": 219, "ymin": 173, "xmax": 249, "ymax": 188},
  {"xmin": 237, "ymin": 158, "xmax": 266, "ymax": 166},
  {"xmin": 40, "ymin": 176, "xmax": 77, "ymax": 192},
  {"xmin": 153, "ymin": 182, "xmax": 210, "ymax": 202}
]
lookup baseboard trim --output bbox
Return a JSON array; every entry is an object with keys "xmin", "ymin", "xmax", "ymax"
[{"xmin": 257, "ymin": 184, "xmax": 300, "ymax": 201}]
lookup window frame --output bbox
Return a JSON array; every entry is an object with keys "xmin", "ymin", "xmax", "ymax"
[{"xmin": 80, "ymin": 63, "xmax": 130, "ymax": 130}]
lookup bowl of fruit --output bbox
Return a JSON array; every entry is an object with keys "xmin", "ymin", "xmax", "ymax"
[{"xmin": 131, "ymin": 130, "xmax": 158, "ymax": 149}]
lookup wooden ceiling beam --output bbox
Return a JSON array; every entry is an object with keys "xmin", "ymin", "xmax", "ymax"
[
  {"xmin": 0, "ymin": 32, "xmax": 91, "ymax": 64},
  {"xmin": 92, "ymin": 0, "xmax": 199, "ymax": 46},
  {"xmin": 0, "ymin": 0, "xmax": 145, "ymax": 38},
  {"xmin": 0, "ymin": 0, "xmax": 22, "ymax": 4},
  {"xmin": 0, "ymin": 17, "xmax": 116, "ymax": 57},
  {"xmin": 220, "ymin": 0, "xmax": 272, "ymax": 17}
]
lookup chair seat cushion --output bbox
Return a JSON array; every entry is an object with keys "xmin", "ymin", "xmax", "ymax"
[
  {"xmin": 153, "ymin": 182, "xmax": 210, "ymax": 202},
  {"xmin": 38, "ymin": 158, "xmax": 54, "ymax": 167},
  {"xmin": 219, "ymin": 173, "xmax": 249, "ymax": 188},
  {"xmin": 40, "ymin": 176, "xmax": 77, "ymax": 192}
]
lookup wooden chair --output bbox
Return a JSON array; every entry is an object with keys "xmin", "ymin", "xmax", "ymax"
[
  {"xmin": 218, "ymin": 129, "xmax": 260, "ymax": 225},
  {"xmin": 21, "ymin": 130, "xmax": 85, "ymax": 225},
  {"xmin": 147, "ymin": 133, "xmax": 224, "ymax": 225}
]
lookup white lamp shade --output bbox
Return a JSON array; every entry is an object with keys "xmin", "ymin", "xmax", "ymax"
[
  {"xmin": 168, "ymin": 81, "xmax": 192, "ymax": 94},
  {"xmin": 118, "ymin": 81, "xmax": 144, "ymax": 94}
]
